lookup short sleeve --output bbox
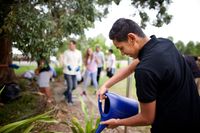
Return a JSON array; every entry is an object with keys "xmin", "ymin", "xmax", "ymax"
[{"xmin": 135, "ymin": 69, "xmax": 158, "ymax": 103}]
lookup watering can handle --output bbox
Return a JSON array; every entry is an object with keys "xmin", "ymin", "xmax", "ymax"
[
  {"xmin": 98, "ymin": 96, "xmax": 103, "ymax": 116},
  {"xmin": 98, "ymin": 90, "xmax": 108, "ymax": 116}
]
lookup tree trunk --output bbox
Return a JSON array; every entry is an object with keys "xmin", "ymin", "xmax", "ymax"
[{"xmin": 0, "ymin": 36, "xmax": 17, "ymax": 87}]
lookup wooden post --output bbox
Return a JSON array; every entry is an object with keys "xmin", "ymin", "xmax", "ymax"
[{"xmin": 124, "ymin": 57, "xmax": 132, "ymax": 133}]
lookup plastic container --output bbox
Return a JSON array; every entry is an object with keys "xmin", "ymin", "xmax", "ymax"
[{"xmin": 96, "ymin": 92, "xmax": 138, "ymax": 133}]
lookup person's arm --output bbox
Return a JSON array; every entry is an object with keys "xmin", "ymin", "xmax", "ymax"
[
  {"xmin": 98, "ymin": 58, "xmax": 139, "ymax": 100},
  {"xmin": 94, "ymin": 54, "xmax": 100, "ymax": 64},
  {"xmin": 78, "ymin": 51, "xmax": 82, "ymax": 67},
  {"xmin": 75, "ymin": 51, "xmax": 82, "ymax": 72},
  {"xmin": 63, "ymin": 51, "xmax": 73, "ymax": 71},
  {"xmin": 63, "ymin": 51, "xmax": 68, "ymax": 67},
  {"xmin": 101, "ymin": 100, "xmax": 156, "ymax": 128}
]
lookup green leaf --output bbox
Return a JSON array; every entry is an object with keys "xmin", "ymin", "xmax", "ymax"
[
  {"xmin": 23, "ymin": 124, "xmax": 34, "ymax": 133},
  {"xmin": 91, "ymin": 129, "xmax": 96, "ymax": 133},
  {"xmin": 38, "ymin": 119, "xmax": 59, "ymax": 124},
  {"xmin": 79, "ymin": 97, "xmax": 88, "ymax": 121},
  {"xmin": 0, "ymin": 110, "xmax": 54, "ymax": 133},
  {"xmin": 85, "ymin": 120, "xmax": 92, "ymax": 133},
  {"xmin": 0, "ymin": 119, "xmax": 28, "ymax": 132},
  {"xmin": 94, "ymin": 117, "xmax": 101, "ymax": 130},
  {"xmin": 0, "ymin": 85, "xmax": 5, "ymax": 94},
  {"xmin": 70, "ymin": 126, "xmax": 78, "ymax": 133},
  {"xmin": 71, "ymin": 117, "xmax": 84, "ymax": 133}
]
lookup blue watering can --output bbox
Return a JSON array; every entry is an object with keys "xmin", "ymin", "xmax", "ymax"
[{"xmin": 96, "ymin": 92, "xmax": 139, "ymax": 133}]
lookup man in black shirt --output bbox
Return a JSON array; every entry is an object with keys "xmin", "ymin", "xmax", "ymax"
[{"xmin": 98, "ymin": 18, "xmax": 200, "ymax": 133}]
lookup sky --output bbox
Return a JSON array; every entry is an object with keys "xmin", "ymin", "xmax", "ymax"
[{"xmin": 85, "ymin": 0, "xmax": 200, "ymax": 45}]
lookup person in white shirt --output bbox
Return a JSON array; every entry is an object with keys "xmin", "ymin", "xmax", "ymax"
[
  {"xmin": 63, "ymin": 40, "xmax": 82, "ymax": 105},
  {"xmin": 94, "ymin": 45, "xmax": 105, "ymax": 84},
  {"xmin": 106, "ymin": 49, "xmax": 116, "ymax": 78}
]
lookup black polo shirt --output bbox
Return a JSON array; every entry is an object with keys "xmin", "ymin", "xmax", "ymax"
[{"xmin": 135, "ymin": 35, "xmax": 200, "ymax": 133}]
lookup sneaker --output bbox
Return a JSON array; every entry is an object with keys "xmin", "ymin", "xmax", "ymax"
[{"xmin": 68, "ymin": 102, "xmax": 73, "ymax": 106}]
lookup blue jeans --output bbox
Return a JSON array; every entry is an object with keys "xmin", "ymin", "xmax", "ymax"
[
  {"xmin": 83, "ymin": 70, "xmax": 98, "ymax": 91},
  {"xmin": 63, "ymin": 74, "xmax": 77, "ymax": 103}
]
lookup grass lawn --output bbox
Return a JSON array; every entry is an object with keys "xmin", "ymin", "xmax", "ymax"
[
  {"xmin": 87, "ymin": 70, "xmax": 138, "ymax": 100},
  {"xmin": 14, "ymin": 65, "xmax": 36, "ymax": 75},
  {"xmin": 99, "ymin": 73, "xmax": 137, "ymax": 99}
]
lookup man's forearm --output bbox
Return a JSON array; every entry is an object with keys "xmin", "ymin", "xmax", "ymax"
[{"xmin": 117, "ymin": 113, "xmax": 152, "ymax": 127}]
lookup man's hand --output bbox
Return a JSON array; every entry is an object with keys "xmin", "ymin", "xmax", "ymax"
[
  {"xmin": 100, "ymin": 118, "xmax": 120, "ymax": 129},
  {"xmin": 97, "ymin": 85, "xmax": 108, "ymax": 101}
]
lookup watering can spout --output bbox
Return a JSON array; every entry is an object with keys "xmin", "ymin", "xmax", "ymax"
[{"xmin": 95, "ymin": 124, "xmax": 106, "ymax": 133}]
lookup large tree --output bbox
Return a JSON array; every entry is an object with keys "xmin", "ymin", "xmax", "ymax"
[
  {"xmin": 195, "ymin": 42, "xmax": 200, "ymax": 56},
  {"xmin": 175, "ymin": 40, "xmax": 185, "ymax": 54},
  {"xmin": 0, "ymin": 0, "xmax": 172, "ymax": 86},
  {"xmin": 0, "ymin": 0, "xmax": 107, "ymax": 86},
  {"xmin": 185, "ymin": 41, "xmax": 196, "ymax": 55}
]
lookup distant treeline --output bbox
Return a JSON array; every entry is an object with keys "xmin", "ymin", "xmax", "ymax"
[{"xmin": 174, "ymin": 40, "xmax": 200, "ymax": 56}]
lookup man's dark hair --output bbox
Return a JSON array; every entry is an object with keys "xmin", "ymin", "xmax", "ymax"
[
  {"xmin": 70, "ymin": 40, "xmax": 76, "ymax": 45},
  {"xmin": 109, "ymin": 18, "xmax": 145, "ymax": 42}
]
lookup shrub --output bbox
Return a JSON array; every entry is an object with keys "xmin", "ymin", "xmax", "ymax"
[
  {"xmin": 69, "ymin": 97, "xmax": 100, "ymax": 133},
  {"xmin": 0, "ymin": 110, "xmax": 58, "ymax": 133}
]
